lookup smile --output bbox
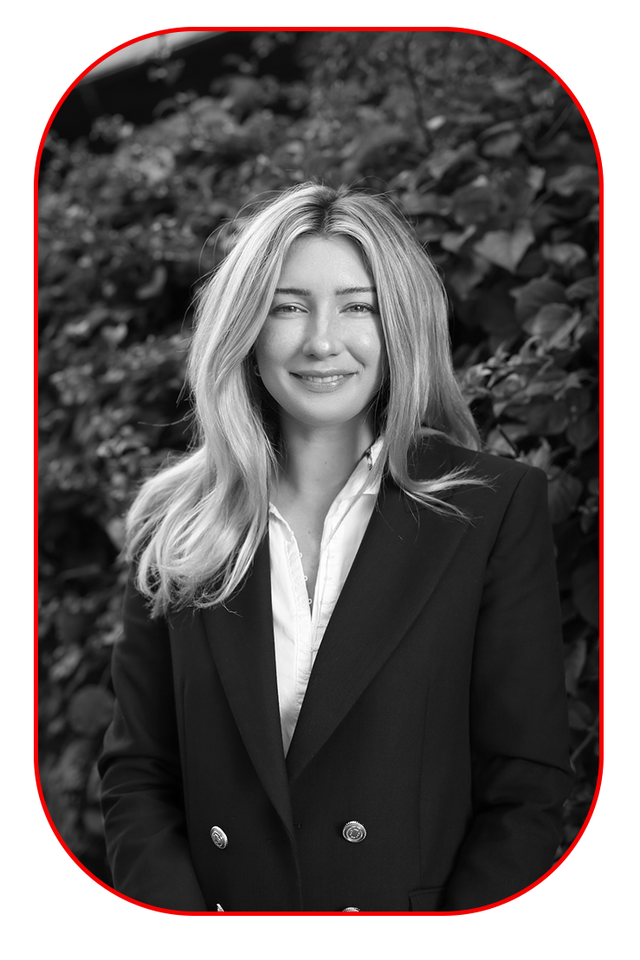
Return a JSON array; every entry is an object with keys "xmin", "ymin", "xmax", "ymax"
[
  {"xmin": 291, "ymin": 372, "xmax": 356, "ymax": 392},
  {"xmin": 294, "ymin": 374, "xmax": 353, "ymax": 383}
]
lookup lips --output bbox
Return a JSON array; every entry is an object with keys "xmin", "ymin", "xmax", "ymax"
[
  {"xmin": 296, "ymin": 375, "xmax": 350, "ymax": 384},
  {"xmin": 292, "ymin": 371, "xmax": 355, "ymax": 383},
  {"xmin": 289, "ymin": 370, "xmax": 357, "ymax": 393}
]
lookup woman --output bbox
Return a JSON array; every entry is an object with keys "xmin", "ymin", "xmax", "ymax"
[{"xmin": 99, "ymin": 183, "xmax": 572, "ymax": 913}]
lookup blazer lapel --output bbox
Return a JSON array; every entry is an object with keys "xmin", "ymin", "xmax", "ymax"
[
  {"xmin": 200, "ymin": 539, "xmax": 295, "ymax": 839},
  {"xmin": 285, "ymin": 438, "xmax": 471, "ymax": 784}
]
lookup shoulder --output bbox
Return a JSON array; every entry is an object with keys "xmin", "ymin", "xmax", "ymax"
[{"xmin": 408, "ymin": 434, "xmax": 548, "ymax": 506}]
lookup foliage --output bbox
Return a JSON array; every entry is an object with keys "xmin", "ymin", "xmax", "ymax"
[{"xmin": 38, "ymin": 30, "xmax": 599, "ymax": 888}]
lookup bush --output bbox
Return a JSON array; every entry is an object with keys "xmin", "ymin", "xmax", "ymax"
[{"xmin": 38, "ymin": 30, "xmax": 599, "ymax": 887}]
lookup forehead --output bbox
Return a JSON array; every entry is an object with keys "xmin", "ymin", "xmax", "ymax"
[{"xmin": 277, "ymin": 236, "xmax": 372, "ymax": 286}]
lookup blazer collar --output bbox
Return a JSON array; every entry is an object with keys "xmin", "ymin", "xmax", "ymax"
[
  {"xmin": 285, "ymin": 438, "xmax": 472, "ymax": 782},
  {"xmin": 201, "ymin": 437, "xmax": 470, "ymax": 803}
]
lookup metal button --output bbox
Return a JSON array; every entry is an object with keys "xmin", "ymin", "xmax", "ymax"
[
  {"xmin": 210, "ymin": 825, "xmax": 228, "ymax": 849},
  {"xmin": 216, "ymin": 903, "xmax": 224, "ymax": 912},
  {"xmin": 342, "ymin": 820, "xmax": 367, "ymax": 843},
  {"xmin": 343, "ymin": 907, "xmax": 360, "ymax": 911}
]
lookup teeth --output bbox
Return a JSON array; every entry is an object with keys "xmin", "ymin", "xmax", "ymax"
[{"xmin": 300, "ymin": 375, "xmax": 344, "ymax": 383}]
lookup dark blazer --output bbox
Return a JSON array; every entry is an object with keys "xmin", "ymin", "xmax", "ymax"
[{"xmin": 99, "ymin": 438, "xmax": 572, "ymax": 913}]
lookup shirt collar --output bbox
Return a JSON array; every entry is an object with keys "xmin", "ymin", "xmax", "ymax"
[
  {"xmin": 338, "ymin": 435, "xmax": 384, "ymax": 501},
  {"xmin": 269, "ymin": 436, "xmax": 384, "ymax": 517}
]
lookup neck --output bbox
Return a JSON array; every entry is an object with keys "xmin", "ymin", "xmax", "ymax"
[{"xmin": 274, "ymin": 415, "xmax": 375, "ymax": 504}]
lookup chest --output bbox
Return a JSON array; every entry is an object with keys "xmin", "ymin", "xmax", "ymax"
[
  {"xmin": 282, "ymin": 510, "xmax": 324, "ymax": 599},
  {"xmin": 269, "ymin": 491, "xmax": 378, "ymax": 606}
]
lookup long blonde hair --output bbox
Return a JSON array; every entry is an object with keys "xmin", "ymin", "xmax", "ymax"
[{"xmin": 127, "ymin": 183, "xmax": 481, "ymax": 615}]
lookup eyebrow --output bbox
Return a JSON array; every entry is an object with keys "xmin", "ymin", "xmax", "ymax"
[{"xmin": 274, "ymin": 286, "xmax": 377, "ymax": 296}]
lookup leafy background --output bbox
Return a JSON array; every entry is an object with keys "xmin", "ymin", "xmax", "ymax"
[{"xmin": 38, "ymin": 30, "xmax": 600, "ymax": 890}]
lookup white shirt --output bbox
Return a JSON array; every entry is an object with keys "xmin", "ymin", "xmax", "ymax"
[{"xmin": 268, "ymin": 439, "xmax": 383, "ymax": 755}]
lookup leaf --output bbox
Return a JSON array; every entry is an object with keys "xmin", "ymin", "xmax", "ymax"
[
  {"xmin": 526, "ymin": 400, "xmax": 571, "ymax": 436},
  {"xmin": 468, "ymin": 284, "xmax": 519, "ymax": 337},
  {"xmin": 547, "ymin": 470, "xmax": 583, "ymax": 523},
  {"xmin": 485, "ymin": 423, "xmax": 529, "ymax": 457},
  {"xmin": 565, "ymin": 387, "xmax": 592, "ymax": 420},
  {"xmin": 572, "ymin": 561, "xmax": 599, "ymax": 627},
  {"xmin": 473, "ymin": 221, "xmax": 534, "ymax": 273},
  {"xmin": 542, "ymin": 242, "xmax": 588, "ymax": 270},
  {"xmin": 67, "ymin": 685, "xmax": 115, "ymax": 737},
  {"xmin": 49, "ymin": 740, "xmax": 94, "ymax": 792},
  {"xmin": 523, "ymin": 303, "xmax": 574, "ymax": 337},
  {"xmin": 426, "ymin": 114, "xmax": 447, "ymax": 132},
  {"xmin": 564, "ymin": 637, "xmax": 588, "ymax": 697},
  {"xmin": 100, "ymin": 323, "xmax": 128, "ymax": 347},
  {"xmin": 400, "ymin": 192, "xmax": 451, "ymax": 216},
  {"xmin": 63, "ymin": 305, "xmax": 111, "ymax": 341},
  {"xmin": 546, "ymin": 309, "xmax": 583, "ymax": 350},
  {"xmin": 492, "ymin": 76, "xmax": 527, "ymax": 100},
  {"xmin": 136, "ymin": 264, "xmax": 168, "ymax": 300},
  {"xmin": 54, "ymin": 607, "xmax": 93, "ymax": 645},
  {"xmin": 526, "ymin": 166, "xmax": 546, "ymax": 193},
  {"xmin": 415, "ymin": 216, "xmax": 450, "ymax": 242},
  {"xmin": 567, "ymin": 411, "xmax": 599, "ymax": 453},
  {"xmin": 512, "ymin": 277, "xmax": 567, "ymax": 324},
  {"xmin": 451, "ymin": 183, "xmax": 498, "ymax": 226},
  {"xmin": 568, "ymin": 699, "xmax": 593, "ymax": 731},
  {"xmin": 39, "ymin": 688, "xmax": 63, "ymax": 725},
  {"xmin": 49, "ymin": 644, "xmax": 84, "ymax": 682},
  {"xmin": 440, "ymin": 225, "xmax": 476, "ymax": 253},
  {"xmin": 481, "ymin": 131, "xmax": 522, "ymax": 158},
  {"xmin": 566, "ymin": 276, "xmax": 598, "ymax": 301},
  {"xmin": 548, "ymin": 165, "xmax": 599, "ymax": 197},
  {"xmin": 104, "ymin": 517, "xmax": 126, "ymax": 549},
  {"xmin": 519, "ymin": 438, "xmax": 553, "ymax": 472},
  {"xmin": 445, "ymin": 255, "xmax": 492, "ymax": 299},
  {"xmin": 424, "ymin": 142, "xmax": 476, "ymax": 180}
]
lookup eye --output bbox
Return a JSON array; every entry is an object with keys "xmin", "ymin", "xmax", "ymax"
[
  {"xmin": 344, "ymin": 302, "xmax": 378, "ymax": 315},
  {"xmin": 269, "ymin": 302, "xmax": 305, "ymax": 315}
]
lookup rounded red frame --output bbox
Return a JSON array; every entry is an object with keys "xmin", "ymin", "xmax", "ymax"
[{"xmin": 34, "ymin": 24, "xmax": 604, "ymax": 917}]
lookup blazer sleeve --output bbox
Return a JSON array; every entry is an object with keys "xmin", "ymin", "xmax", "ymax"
[
  {"xmin": 98, "ymin": 569, "xmax": 207, "ymax": 911},
  {"xmin": 443, "ymin": 465, "xmax": 573, "ymax": 911}
]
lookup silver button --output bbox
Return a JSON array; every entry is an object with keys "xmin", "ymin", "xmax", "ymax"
[
  {"xmin": 342, "ymin": 820, "xmax": 367, "ymax": 843},
  {"xmin": 210, "ymin": 825, "xmax": 228, "ymax": 849},
  {"xmin": 216, "ymin": 903, "xmax": 224, "ymax": 911},
  {"xmin": 343, "ymin": 907, "xmax": 360, "ymax": 911}
]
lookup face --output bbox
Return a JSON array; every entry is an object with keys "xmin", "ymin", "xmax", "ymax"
[{"xmin": 255, "ymin": 236, "xmax": 386, "ymax": 433}]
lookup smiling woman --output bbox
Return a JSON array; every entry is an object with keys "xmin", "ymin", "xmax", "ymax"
[
  {"xmin": 256, "ymin": 236, "xmax": 386, "ymax": 428},
  {"xmin": 98, "ymin": 182, "xmax": 572, "ymax": 913}
]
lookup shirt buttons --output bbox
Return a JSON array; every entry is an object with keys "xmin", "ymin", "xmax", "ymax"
[
  {"xmin": 210, "ymin": 825, "xmax": 228, "ymax": 849},
  {"xmin": 342, "ymin": 820, "xmax": 367, "ymax": 843}
]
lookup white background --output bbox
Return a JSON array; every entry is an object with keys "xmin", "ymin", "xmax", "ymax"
[{"xmin": 6, "ymin": 3, "xmax": 633, "ymax": 957}]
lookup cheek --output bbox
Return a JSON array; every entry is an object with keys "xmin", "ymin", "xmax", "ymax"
[
  {"xmin": 355, "ymin": 323, "xmax": 386, "ymax": 375},
  {"xmin": 256, "ymin": 319, "xmax": 303, "ymax": 357},
  {"xmin": 255, "ymin": 325, "xmax": 288, "ymax": 374}
]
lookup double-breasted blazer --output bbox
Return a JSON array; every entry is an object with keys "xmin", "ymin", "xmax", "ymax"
[{"xmin": 99, "ymin": 437, "xmax": 573, "ymax": 913}]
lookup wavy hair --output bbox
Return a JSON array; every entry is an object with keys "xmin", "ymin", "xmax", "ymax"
[{"xmin": 127, "ymin": 182, "xmax": 481, "ymax": 615}]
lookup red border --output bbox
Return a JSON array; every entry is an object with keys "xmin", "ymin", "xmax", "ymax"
[{"xmin": 34, "ymin": 25, "xmax": 604, "ymax": 917}]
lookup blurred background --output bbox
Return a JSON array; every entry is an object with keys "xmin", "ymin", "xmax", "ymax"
[{"xmin": 38, "ymin": 29, "xmax": 600, "ymax": 890}]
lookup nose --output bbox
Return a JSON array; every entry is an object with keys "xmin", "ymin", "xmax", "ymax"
[{"xmin": 302, "ymin": 310, "xmax": 341, "ymax": 359}]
